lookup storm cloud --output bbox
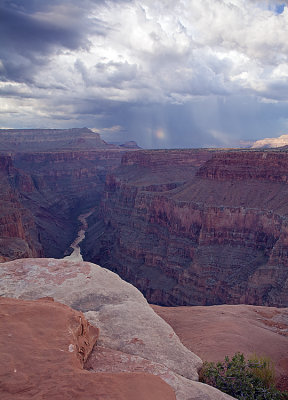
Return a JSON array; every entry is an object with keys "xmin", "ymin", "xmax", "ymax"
[{"xmin": 1, "ymin": 0, "xmax": 288, "ymax": 147}]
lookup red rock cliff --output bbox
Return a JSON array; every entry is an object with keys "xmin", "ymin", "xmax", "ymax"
[
  {"xmin": 11, "ymin": 149, "xmax": 125, "ymax": 258},
  {"xmin": 0, "ymin": 154, "xmax": 42, "ymax": 261},
  {"xmin": 0, "ymin": 128, "xmax": 129, "ymax": 260},
  {"xmin": 0, "ymin": 144, "xmax": 126, "ymax": 260},
  {"xmin": 83, "ymin": 149, "xmax": 288, "ymax": 307}
]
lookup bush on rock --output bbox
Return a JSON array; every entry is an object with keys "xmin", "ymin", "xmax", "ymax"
[{"xmin": 199, "ymin": 352, "xmax": 288, "ymax": 400}]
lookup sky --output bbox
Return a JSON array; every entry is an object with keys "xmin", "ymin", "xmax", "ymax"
[{"xmin": 1, "ymin": 0, "xmax": 288, "ymax": 148}]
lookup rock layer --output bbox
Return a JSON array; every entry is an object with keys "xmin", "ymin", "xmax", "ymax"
[
  {"xmin": 0, "ymin": 258, "xmax": 202, "ymax": 380},
  {"xmin": 83, "ymin": 148, "xmax": 288, "ymax": 307},
  {"xmin": 2, "ymin": 134, "xmax": 288, "ymax": 308},
  {"xmin": 0, "ymin": 155, "xmax": 42, "ymax": 260},
  {"xmin": 12, "ymin": 149, "xmax": 125, "ymax": 258},
  {"xmin": 0, "ymin": 257, "xmax": 235, "ymax": 400},
  {"xmin": 0, "ymin": 128, "xmax": 128, "ymax": 260},
  {"xmin": 85, "ymin": 346, "xmax": 233, "ymax": 400},
  {"xmin": 0, "ymin": 296, "xmax": 176, "ymax": 400},
  {"xmin": 153, "ymin": 304, "xmax": 288, "ymax": 391},
  {"xmin": 0, "ymin": 127, "xmax": 113, "ymax": 152}
]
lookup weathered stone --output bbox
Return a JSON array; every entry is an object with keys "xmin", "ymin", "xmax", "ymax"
[
  {"xmin": 0, "ymin": 296, "xmax": 175, "ymax": 400},
  {"xmin": 153, "ymin": 304, "xmax": 288, "ymax": 391},
  {"xmin": 86, "ymin": 346, "xmax": 234, "ymax": 400},
  {"xmin": 0, "ymin": 258, "xmax": 202, "ymax": 380}
]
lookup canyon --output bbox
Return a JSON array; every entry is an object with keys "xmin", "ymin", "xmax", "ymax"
[
  {"xmin": 1, "ymin": 128, "xmax": 288, "ymax": 308},
  {"xmin": 0, "ymin": 128, "xmax": 127, "ymax": 260},
  {"xmin": 1, "ymin": 128, "xmax": 288, "ymax": 398}
]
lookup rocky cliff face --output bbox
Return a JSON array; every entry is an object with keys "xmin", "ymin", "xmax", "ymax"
[
  {"xmin": 0, "ymin": 155, "xmax": 43, "ymax": 261},
  {"xmin": 12, "ymin": 149, "xmax": 125, "ymax": 258},
  {"xmin": 0, "ymin": 128, "xmax": 127, "ymax": 260},
  {"xmin": 0, "ymin": 150, "xmax": 124, "ymax": 260},
  {"xmin": 83, "ymin": 149, "xmax": 288, "ymax": 307},
  {"xmin": 0, "ymin": 127, "xmax": 113, "ymax": 152}
]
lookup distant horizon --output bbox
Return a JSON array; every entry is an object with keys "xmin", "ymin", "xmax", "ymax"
[{"xmin": 1, "ymin": 126, "xmax": 288, "ymax": 150}]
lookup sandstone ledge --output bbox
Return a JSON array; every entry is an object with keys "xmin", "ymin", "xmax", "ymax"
[
  {"xmin": 153, "ymin": 304, "xmax": 288, "ymax": 391},
  {"xmin": 0, "ymin": 297, "xmax": 175, "ymax": 400},
  {"xmin": 0, "ymin": 257, "xmax": 235, "ymax": 400}
]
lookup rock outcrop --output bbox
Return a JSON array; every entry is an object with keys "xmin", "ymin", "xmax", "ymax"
[
  {"xmin": 119, "ymin": 140, "xmax": 141, "ymax": 149},
  {"xmin": 153, "ymin": 304, "xmax": 288, "ymax": 391},
  {"xmin": 0, "ymin": 296, "xmax": 176, "ymax": 400},
  {"xmin": 83, "ymin": 148, "xmax": 288, "ymax": 307},
  {"xmin": 0, "ymin": 257, "xmax": 234, "ymax": 400},
  {"xmin": 0, "ymin": 257, "xmax": 202, "ymax": 380}
]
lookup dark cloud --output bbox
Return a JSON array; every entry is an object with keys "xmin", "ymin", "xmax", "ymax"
[
  {"xmin": 77, "ymin": 96, "xmax": 288, "ymax": 149},
  {"xmin": 1, "ymin": 0, "xmax": 288, "ymax": 148},
  {"xmin": 0, "ymin": 7, "xmax": 89, "ymax": 53},
  {"xmin": 0, "ymin": 0, "xmax": 109, "ymax": 82}
]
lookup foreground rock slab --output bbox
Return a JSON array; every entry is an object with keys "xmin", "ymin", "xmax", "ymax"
[
  {"xmin": 0, "ymin": 297, "xmax": 176, "ymax": 400},
  {"xmin": 0, "ymin": 258, "xmax": 236, "ymax": 399},
  {"xmin": 0, "ymin": 258, "xmax": 201, "ymax": 379},
  {"xmin": 86, "ymin": 346, "xmax": 234, "ymax": 400},
  {"xmin": 153, "ymin": 304, "xmax": 288, "ymax": 391}
]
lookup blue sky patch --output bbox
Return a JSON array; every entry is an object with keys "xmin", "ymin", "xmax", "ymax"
[{"xmin": 275, "ymin": 4, "xmax": 285, "ymax": 14}]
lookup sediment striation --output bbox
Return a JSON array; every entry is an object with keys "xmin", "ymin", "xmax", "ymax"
[
  {"xmin": 12, "ymin": 149, "xmax": 125, "ymax": 258},
  {"xmin": 0, "ymin": 155, "xmax": 42, "ymax": 261},
  {"xmin": 0, "ymin": 128, "xmax": 127, "ymax": 260},
  {"xmin": 0, "ymin": 127, "xmax": 114, "ymax": 152},
  {"xmin": 83, "ymin": 148, "xmax": 288, "ymax": 307}
]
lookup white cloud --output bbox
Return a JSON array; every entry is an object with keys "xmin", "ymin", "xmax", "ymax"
[
  {"xmin": 31, "ymin": 0, "xmax": 287, "ymax": 104},
  {"xmin": 1, "ymin": 0, "xmax": 288, "ymax": 145}
]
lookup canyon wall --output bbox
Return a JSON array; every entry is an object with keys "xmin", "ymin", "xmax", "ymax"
[
  {"xmin": 0, "ymin": 154, "xmax": 43, "ymax": 261},
  {"xmin": 83, "ymin": 149, "xmax": 288, "ymax": 307},
  {"xmin": 0, "ymin": 128, "xmax": 126, "ymax": 259},
  {"xmin": 12, "ymin": 149, "xmax": 125, "ymax": 257},
  {"xmin": 0, "ymin": 127, "xmax": 113, "ymax": 152}
]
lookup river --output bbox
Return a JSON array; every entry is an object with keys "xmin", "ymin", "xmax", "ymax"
[{"xmin": 63, "ymin": 208, "xmax": 95, "ymax": 262}]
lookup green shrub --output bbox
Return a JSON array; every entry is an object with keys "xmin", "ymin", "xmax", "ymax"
[
  {"xmin": 199, "ymin": 352, "xmax": 288, "ymax": 399},
  {"xmin": 248, "ymin": 353, "xmax": 276, "ymax": 389}
]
